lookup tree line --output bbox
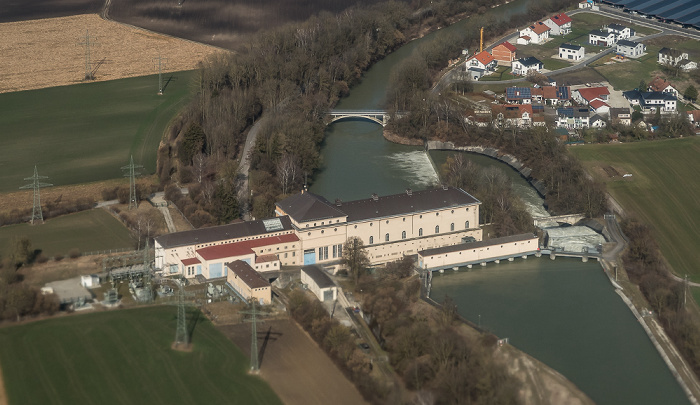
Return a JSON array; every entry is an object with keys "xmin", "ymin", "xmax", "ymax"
[{"xmin": 158, "ymin": 0, "xmax": 525, "ymax": 225}]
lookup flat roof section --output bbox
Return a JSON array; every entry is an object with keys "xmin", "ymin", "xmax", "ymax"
[
  {"xmin": 418, "ymin": 233, "xmax": 537, "ymax": 257},
  {"xmin": 302, "ymin": 265, "xmax": 336, "ymax": 289}
]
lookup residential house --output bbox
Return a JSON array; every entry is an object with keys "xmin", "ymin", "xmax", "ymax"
[
  {"xmin": 623, "ymin": 90, "xmax": 677, "ymax": 114},
  {"xmin": 559, "ymin": 43, "xmax": 585, "ymax": 61},
  {"xmin": 542, "ymin": 85, "xmax": 572, "ymax": 105},
  {"xmin": 648, "ymin": 76, "xmax": 679, "ymax": 98},
  {"xmin": 543, "ymin": 13, "xmax": 573, "ymax": 36},
  {"xmin": 512, "ymin": 56, "xmax": 544, "ymax": 76},
  {"xmin": 519, "ymin": 22, "xmax": 551, "ymax": 44},
  {"xmin": 492, "ymin": 104, "xmax": 545, "ymax": 128},
  {"xmin": 590, "ymin": 114, "xmax": 607, "ymax": 128},
  {"xmin": 589, "ymin": 29, "xmax": 616, "ymax": 46},
  {"xmin": 467, "ymin": 51, "xmax": 498, "ymax": 72},
  {"xmin": 610, "ymin": 107, "xmax": 632, "ymax": 126},
  {"xmin": 579, "ymin": 0, "xmax": 593, "ymax": 8},
  {"xmin": 658, "ymin": 47, "xmax": 688, "ymax": 66},
  {"xmin": 616, "ymin": 39, "xmax": 645, "ymax": 58},
  {"xmin": 679, "ymin": 60, "xmax": 698, "ymax": 72},
  {"xmin": 572, "ymin": 86, "xmax": 610, "ymax": 105},
  {"xmin": 589, "ymin": 99, "xmax": 611, "ymax": 116},
  {"xmin": 557, "ymin": 107, "xmax": 593, "ymax": 129},
  {"xmin": 505, "ymin": 87, "xmax": 534, "ymax": 104},
  {"xmin": 607, "ymin": 23, "xmax": 634, "ymax": 41},
  {"xmin": 687, "ymin": 110, "xmax": 700, "ymax": 127},
  {"xmin": 492, "ymin": 42, "xmax": 517, "ymax": 65}
]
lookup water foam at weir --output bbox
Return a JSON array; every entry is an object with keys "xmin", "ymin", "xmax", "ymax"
[{"xmin": 386, "ymin": 151, "xmax": 440, "ymax": 188}]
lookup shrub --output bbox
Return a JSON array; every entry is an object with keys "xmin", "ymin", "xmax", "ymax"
[
  {"xmin": 68, "ymin": 249, "xmax": 81, "ymax": 259},
  {"xmin": 54, "ymin": 254, "xmax": 64, "ymax": 262}
]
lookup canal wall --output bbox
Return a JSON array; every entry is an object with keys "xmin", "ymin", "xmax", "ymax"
[{"xmin": 425, "ymin": 140, "xmax": 547, "ymax": 197}]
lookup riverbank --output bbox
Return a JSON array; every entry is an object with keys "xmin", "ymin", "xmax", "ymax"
[{"xmin": 417, "ymin": 295, "xmax": 594, "ymax": 405}]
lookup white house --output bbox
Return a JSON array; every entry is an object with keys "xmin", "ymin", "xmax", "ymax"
[
  {"xmin": 679, "ymin": 60, "xmax": 698, "ymax": 72},
  {"xmin": 590, "ymin": 114, "xmax": 607, "ymax": 128},
  {"xmin": 559, "ymin": 43, "xmax": 585, "ymax": 61},
  {"xmin": 519, "ymin": 22, "xmax": 551, "ymax": 44},
  {"xmin": 616, "ymin": 39, "xmax": 645, "ymax": 58},
  {"xmin": 648, "ymin": 76, "xmax": 679, "ymax": 98},
  {"xmin": 589, "ymin": 29, "xmax": 616, "ymax": 46},
  {"xmin": 623, "ymin": 90, "xmax": 677, "ymax": 114},
  {"xmin": 301, "ymin": 265, "xmax": 338, "ymax": 302},
  {"xmin": 658, "ymin": 47, "xmax": 688, "ymax": 66},
  {"xmin": 466, "ymin": 51, "xmax": 497, "ymax": 78},
  {"xmin": 610, "ymin": 107, "xmax": 632, "ymax": 126},
  {"xmin": 607, "ymin": 24, "xmax": 634, "ymax": 41},
  {"xmin": 543, "ymin": 13, "xmax": 572, "ymax": 36},
  {"xmin": 557, "ymin": 107, "xmax": 592, "ymax": 129},
  {"xmin": 589, "ymin": 99, "xmax": 610, "ymax": 116},
  {"xmin": 512, "ymin": 56, "xmax": 543, "ymax": 76}
]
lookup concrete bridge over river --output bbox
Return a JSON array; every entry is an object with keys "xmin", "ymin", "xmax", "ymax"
[
  {"xmin": 533, "ymin": 213, "xmax": 585, "ymax": 227},
  {"xmin": 326, "ymin": 110, "xmax": 406, "ymax": 127}
]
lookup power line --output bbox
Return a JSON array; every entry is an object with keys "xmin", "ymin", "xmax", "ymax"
[
  {"xmin": 240, "ymin": 301, "xmax": 266, "ymax": 372},
  {"xmin": 174, "ymin": 282, "xmax": 189, "ymax": 347},
  {"xmin": 19, "ymin": 165, "xmax": 52, "ymax": 225},
  {"xmin": 77, "ymin": 30, "xmax": 98, "ymax": 80},
  {"xmin": 121, "ymin": 155, "xmax": 143, "ymax": 210},
  {"xmin": 153, "ymin": 54, "xmax": 168, "ymax": 95}
]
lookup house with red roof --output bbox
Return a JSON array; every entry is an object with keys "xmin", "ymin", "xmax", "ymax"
[
  {"xmin": 572, "ymin": 86, "xmax": 610, "ymax": 105},
  {"xmin": 492, "ymin": 42, "xmax": 517, "ymax": 65},
  {"xmin": 647, "ymin": 76, "xmax": 679, "ymax": 98},
  {"xmin": 543, "ymin": 13, "xmax": 572, "ymax": 36},
  {"xmin": 467, "ymin": 51, "xmax": 497, "ymax": 71},
  {"xmin": 589, "ymin": 99, "xmax": 611, "ymax": 116},
  {"xmin": 518, "ymin": 22, "xmax": 550, "ymax": 44},
  {"xmin": 492, "ymin": 104, "xmax": 545, "ymax": 128}
]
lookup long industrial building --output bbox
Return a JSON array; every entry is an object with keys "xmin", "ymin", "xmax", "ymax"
[{"xmin": 155, "ymin": 186, "xmax": 483, "ymax": 278}]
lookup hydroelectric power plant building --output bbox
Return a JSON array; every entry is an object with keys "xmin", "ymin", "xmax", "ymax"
[{"xmin": 155, "ymin": 186, "xmax": 484, "ymax": 278}]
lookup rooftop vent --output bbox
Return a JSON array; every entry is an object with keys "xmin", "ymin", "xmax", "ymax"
[
  {"xmin": 371, "ymin": 193, "xmax": 379, "ymax": 201},
  {"xmin": 335, "ymin": 198, "xmax": 342, "ymax": 207},
  {"xmin": 406, "ymin": 188, "xmax": 412, "ymax": 196}
]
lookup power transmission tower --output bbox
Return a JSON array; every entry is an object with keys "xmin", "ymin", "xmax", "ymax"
[
  {"xmin": 141, "ymin": 239, "xmax": 154, "ymax": 303},
  {"xmin": 174, "ymin": 282, "xmax": 189, "ymax": 347},
  {"xmin": 121, "ymin": 155, "xmax": 142, "ymax": 210},
  {"xmin": 240, "ymin": 301, "xmax": 266, "ymax": 372},
  {"xmin": 19, "ymin": 166, "xmax": 52, "ymax": 225},
  {"xmin": 77, "ymin": 30, "xmax": 98, "ymax": 80},
  {"xmin": 153, "ymin": 54, "xmax": 168, "ymax": 95}
]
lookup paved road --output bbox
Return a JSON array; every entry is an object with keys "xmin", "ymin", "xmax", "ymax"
[{"xmin": 435, "ymin": 6, "xmax": 699, "ymax": 89}]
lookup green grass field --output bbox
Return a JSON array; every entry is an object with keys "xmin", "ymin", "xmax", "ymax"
[
  {"xmin": 571, "ymin": 138, "xmax": 700, "ymax": 280},
  {"xmin": 0, "ymin": 306, "xmax": 281, "ymax": 405},
  {"xmin": 0, "ymin": 209, "xmax": 133, "ymax": 257},
  {"xmin": 0, "ymin": 71, "xmax": 196, "ymax": 193}
]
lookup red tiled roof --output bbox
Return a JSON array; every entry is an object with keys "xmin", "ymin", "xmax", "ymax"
[
  {"xmin": 518, "ymin": 104, "xmax": 533, "ymax": 115},
  {"xmin": 550, "ymin": 13, "xmax": 572, "ymax": 26},
  {"xmin": 494, "ymin": 41, "xmax": 517, "ymax": 52},
  {"xmin": 648, "ymin": 76, "xmax": 674, "ymax": 92},
  {"xmin": 520, "ymin": 35, "xmax": 531, "ymax": 41},
  {"xmin": 687, "ymin": 110, "xmax": 700, "ymax": 121},
  {"xmin": 530, "ymin": 22, "xmax": 551, "ymax": 35},
  {"xmin": 197, "ymin": 233, "xmax": 299, "ymax": 261},
  {"xmin": 530, "ymin": 87, "xmax": 543, "ymax": 96},
  {"xmin": 542, "ymin": 86, "xmax": 557, "ymax": 99},
  {"xmin": 473, "ymin": 51, "xmax": 495, "ymax": 65},
  {"xmin": 589, "ymin": 99, "xmax": 610, "ymax": 109},
  {"xmin": 181, "ymin": 258, "xmax": 201, "ymax": 265},
  {"xmin": 577, "ymin": 86, "xmax": 609, "ymax": 101}
]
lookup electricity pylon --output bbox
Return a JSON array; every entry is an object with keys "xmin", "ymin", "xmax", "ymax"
[
  {"xmin": 240, "ymin": 301, "xmax": 266, "ymax": 372},
  {"xmin": 20, "ymin": 166, "xmax": 52, "ymax": 224},
  {"xmin": 121, "ymin": 155, "xmax": 142, "ymax": 210},
  {"xmin": 77, "ymin": 30, "xmax": 98, "ymax": 80},
  {"xmin": 174, "ymin": 282, "xmax": 188, "ymax": 347},
  {"xmin": 153, "ymin": 54, "xmax": 168, "ymax": 95}
]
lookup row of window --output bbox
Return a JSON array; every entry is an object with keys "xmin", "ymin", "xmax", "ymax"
[
  {"xmin": 367, "ymin": 222, "xmax": 470, "ymax": 244},
  {"xmin": 318, "ymin": 244, "xmax": 343, "ymax": 261}
]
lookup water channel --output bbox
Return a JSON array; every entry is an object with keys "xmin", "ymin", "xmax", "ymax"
[{"xmin": 310, "ymin": 0, "xmax": 690, "ymax": 403}]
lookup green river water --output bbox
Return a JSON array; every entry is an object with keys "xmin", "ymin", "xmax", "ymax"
[{"xmin": 310, "ymin": 0, "xmax": 690, "ymax": 403}]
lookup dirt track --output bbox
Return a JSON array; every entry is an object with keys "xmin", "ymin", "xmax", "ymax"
[
  {"xmin": 217, "ymin": 319, "xmax": 367, "ymax": 405},
  {"xmin": 0, "ymin": 13, "xmax": 223, "ymax": 93}
]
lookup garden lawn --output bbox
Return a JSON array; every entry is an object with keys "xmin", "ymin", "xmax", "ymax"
[
  {"xmin": 0, "ymin": 209, "xmax": 133, "ymax": 257},
  {"xmin": 0, "ymin": 306, "xmax": 282, "ymax": 405},
  {"xmin": 592, "ymin": 47, "xmax": 662, "ymax": 90},
  {"xmin": 571, "ymin": 138, "xmax": 700, "ymax": 280},
  {"xmin": 0, "ymin": 71, "xmax": 195, "ymax": 192}
]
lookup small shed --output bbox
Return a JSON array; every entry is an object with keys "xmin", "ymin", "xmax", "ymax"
[
  {"xmin": 80, "ymin": 274, "xmax": 100, "ymax": 288},
  {"xmin": 301, "ymin": 265, "xmax": 337, "ymax": 302},
  {"xmin": 226, "ymin": 260, "xmax": 272, "ymax": 305}
]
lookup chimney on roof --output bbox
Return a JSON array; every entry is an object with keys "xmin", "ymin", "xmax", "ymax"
[
  {"xmin": 406, "ymin": 188, "xmax": 412, "ymax": 196},
  {"xmin": 371, "ymin": 193, "xmax": 378, "ymax": 201},
  {"xmin": 335, "ymin": 198, "xmax": 342, "ymax": 206}
]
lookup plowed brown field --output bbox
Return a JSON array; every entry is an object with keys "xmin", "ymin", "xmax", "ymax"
[{"xmin": 0, "ymin": 13, "xmax": 223, "ymax": 93}]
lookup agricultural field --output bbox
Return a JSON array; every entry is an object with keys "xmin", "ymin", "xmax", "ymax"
[
  {"xmin": 0, "ymin": 209, "xmax": 133, "ymax": 258},
  {"xmin": 0, "ymin": 71, "xmax": 196, "ymax": 192},
  {"xmin": 570, "ymin": 138, "xmax": 700, "ymax": 280},
  {"xmin": 0, "ymin": 306, "xmax": 282, "ymax": 405}
]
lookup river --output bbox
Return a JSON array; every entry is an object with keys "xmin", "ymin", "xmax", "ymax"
[{"xmin": 309, "ymin": 0, "xmax": 690, "ymax": 403}]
